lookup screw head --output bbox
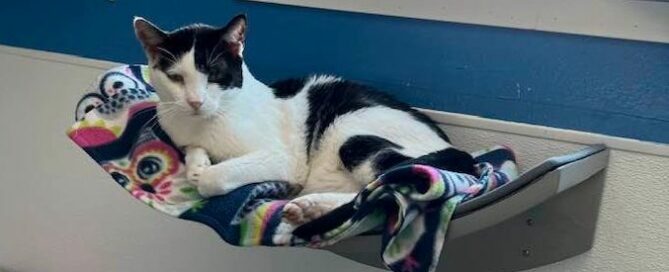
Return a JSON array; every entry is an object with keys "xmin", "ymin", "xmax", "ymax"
[
  {"xmin": 526, "ymin": 218, "xmax": 534, "ymax": 226},
  {"xmin": 522, "ymin": 249, "xmax": 531, "ymax": 257}
]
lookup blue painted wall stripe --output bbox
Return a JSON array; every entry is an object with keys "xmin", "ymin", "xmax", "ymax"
[{"xmin": 2, "ymin": 0, "xmax": 668, "ymax": 143}]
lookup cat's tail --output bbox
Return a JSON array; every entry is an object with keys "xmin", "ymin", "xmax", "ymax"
[{"xmin": 400, "ymin": 148, "xmax": 477, "ymax": 176}]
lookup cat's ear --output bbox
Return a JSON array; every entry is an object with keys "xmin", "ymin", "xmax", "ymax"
[
  {"xmin": 133, "ymin": 17, "xmax": 167, "ymax": 59},
  {"xmin": 222, "ymin": 14, "xmax": 247, "ymax": 56}
]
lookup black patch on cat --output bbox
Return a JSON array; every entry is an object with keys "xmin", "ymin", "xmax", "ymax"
[
  {"xmin": 304, "ymin": 79, "xmax": 450, "ymax": 156},
  {"xmin": 402, "ymin": 148, "xmax": 476, "ymax": 175},
  {"xmin": 373, "ymin": 150, "xmax": 413, "ymax": 174},
  {"xmin": 154, "ymin": 25, "xmax": 243, "ymax": 89},
  {"xmin": 339, "ymin": 135, "xmax": 401, "ymax": 171},
  {"xmin": 269, "ymin": 78, "xmax": 306, "ymax": 99}
]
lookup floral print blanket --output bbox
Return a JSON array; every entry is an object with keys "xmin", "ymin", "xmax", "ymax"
[{"xmin": 68, "ymin": 65, "xmax": 519, "ymax": 272}]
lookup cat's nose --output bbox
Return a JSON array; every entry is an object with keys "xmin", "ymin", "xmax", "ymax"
[{"xmin": 187, "ymin": 100, "xmax": 203, "ymax": 110}]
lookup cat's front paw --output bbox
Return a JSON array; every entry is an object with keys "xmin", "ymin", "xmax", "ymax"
[
  {"xmin": 186, "ymin": 163, "xmax": 207, "ymax": 185},
  {"xmin": 196, "ymin": 167, "xmax": 230, "ymax": 198},
  {"xmin": 185, "ymin": 146, "xmax": 211, "ymax": 186}
]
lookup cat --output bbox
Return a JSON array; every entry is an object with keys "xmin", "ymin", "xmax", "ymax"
[{"xmin": 133, "ymin": 14, "xmax": 476, "ymax": 226}]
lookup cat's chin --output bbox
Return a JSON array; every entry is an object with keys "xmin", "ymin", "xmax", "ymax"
[{"xmin": 190, "ymin": 111, "xmax": 220, "ymax": 121}]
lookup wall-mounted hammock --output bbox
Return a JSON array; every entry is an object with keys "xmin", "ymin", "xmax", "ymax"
[{"xmin": 68, "ymin": 65, "xmax": 608, "ymax": 272}]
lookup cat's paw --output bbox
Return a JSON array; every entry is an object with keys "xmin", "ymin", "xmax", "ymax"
[
  {"xmin": 196, "ymin": 167, "xmax": 233, "ymax": 197},
  {"xmin": 186, "ymin": 163, "xmax": 207, "ymax": 185},
  {"xmin": 282, "ymin": 197, "xmax": 328, "ymax": 225},
  {"xmin": 185, "ymin": 146, "xmax": 211, "ymax": 186}
]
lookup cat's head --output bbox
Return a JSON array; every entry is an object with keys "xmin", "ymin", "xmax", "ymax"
[{"xmin": 133, "ymin": 14, "xmax": 247, "ymax": 117}]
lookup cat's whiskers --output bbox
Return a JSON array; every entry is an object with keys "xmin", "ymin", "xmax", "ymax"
[
  {"xmin": 206, "ymin": 40, "xmax": 224, "ymax": 65},
  {"xmin": 204, "ymin": 49, "xmax": 212, "ymax": 65},
  {"xmin": 149, "ymin": 112, "xmax": 177, "ymax": 131},
  {"xmin": 145, "ymin": 110, "xmax": 166, "ymax": 129},
  {"xmin": 156, "ymin": 104, "xmax": 181, "ymax": 118},
  {"xmin": 158, "ymin": 101, "xmax": 180, "ymax": 106},
  {"xmin": 212, "ymin": 109, "xmax": 229, "ymax": 120},
  {"xmin": 208, "ymin": 52, "xmax": 224, "ymax": 66},
  {"xmin": 149, "ymin": 104, "xmax": 182, "ymax": 129}
]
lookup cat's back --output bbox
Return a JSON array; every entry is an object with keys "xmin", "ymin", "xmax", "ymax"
[{"xmin": 269, "ymin": 75, "xmax": 451, "ymax": 157}]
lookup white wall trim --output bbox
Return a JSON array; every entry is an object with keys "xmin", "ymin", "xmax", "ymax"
[
  {"xmin": 422, "ymin": 109, "xmax": 669, "ymax": 157},
  {"xmin": 248, "ymin": 0, "xmax": 669, "ymax": 44},
  {"xmin": 2, "ymin": 44, "xmax": 667, "ymax": 157},
  {"xmin": 0, "ymin": 45, "xmax": 117, "ymax": 70}
]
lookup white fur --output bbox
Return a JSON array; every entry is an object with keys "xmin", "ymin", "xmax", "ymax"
[
  {"xmin": 148, "ymin": 44, "xmax": 451, "ymax": 224},
  {"xmin": 154, "ymin": 48, "xmax": 300, "ymax": 196},
  {"xmin": 302, "ymin": 106, "xmax": 451, "ymax": 194}
]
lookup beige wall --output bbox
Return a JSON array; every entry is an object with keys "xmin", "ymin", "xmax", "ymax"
[
  {"xmin": 444, "ymin": 126, "xmax": 669, "ymax": 272},
  {"xmin": 1, "ymin": 46, "xmax": 668, "ymax": 272}
]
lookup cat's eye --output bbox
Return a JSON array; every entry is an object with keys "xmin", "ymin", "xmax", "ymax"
[{"xmin": 167, "ymin": 73, "xmax": 184, "ymax": 83}]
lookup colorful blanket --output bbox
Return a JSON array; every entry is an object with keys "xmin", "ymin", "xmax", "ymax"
[{"xmin": 68, "ymin": 65, "xmax": 519, "ymax": 272}]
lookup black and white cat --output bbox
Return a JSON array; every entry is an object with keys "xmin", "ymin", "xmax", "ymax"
[{"xmin": 133, "ymin": 14, "xmax": 475, "ymax": 226}]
